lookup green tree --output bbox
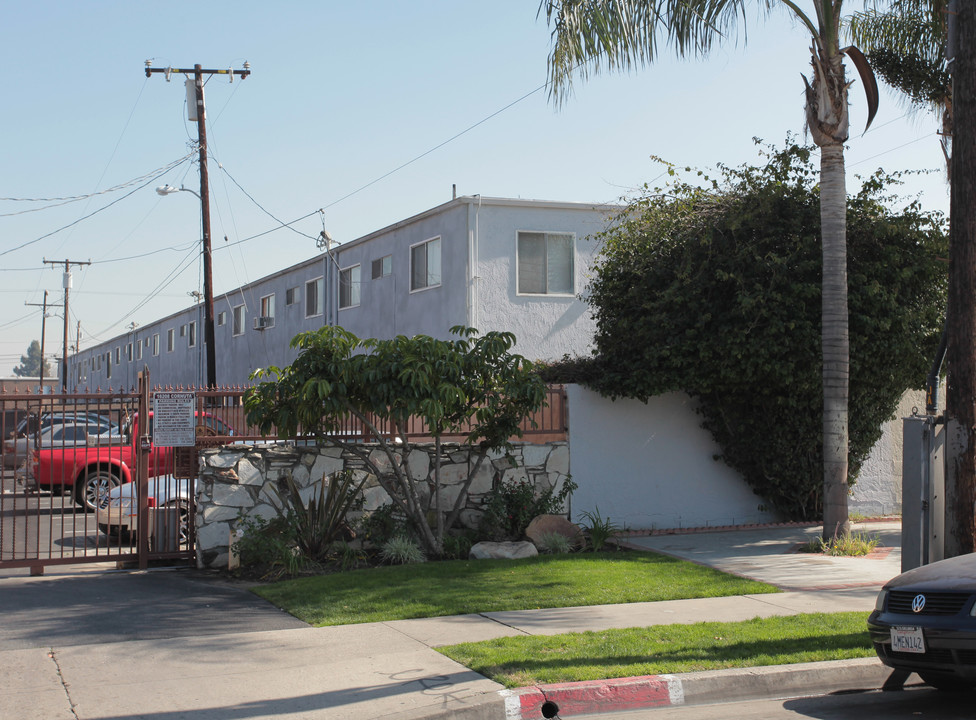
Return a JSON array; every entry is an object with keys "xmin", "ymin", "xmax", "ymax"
[
  {"xmin": 539, "ymin": 0, "xmax": 879, "ymax": 539},
  {"xmin": 243, "ymin": 326, "xmax": 548, "ymax": 557},
  {"xmin": 581, "ymin": 143, "xmax": 946, "ymax": 520},
  {"xmin": 12, "ymin": 340, "xmax": 52, "ymax": 378}
]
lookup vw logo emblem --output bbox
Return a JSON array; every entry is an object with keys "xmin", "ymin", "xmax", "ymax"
[{"xmin": 912, "ymin": 594, "xmax": 926, "ymax": 613}]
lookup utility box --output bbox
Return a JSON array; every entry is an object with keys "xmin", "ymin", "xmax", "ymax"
[
  {"xmin": 150, "ymin": 507, "xmax": 182, "ymax": 553},
  {"xmin": 901, "ymin": 415, "xmax": 945, "ymax": 572}
]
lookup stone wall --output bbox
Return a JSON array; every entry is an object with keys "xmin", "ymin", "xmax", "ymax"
[{"xmin": 195, "ymin": 441, "xmax": 570, "ymax": 569}]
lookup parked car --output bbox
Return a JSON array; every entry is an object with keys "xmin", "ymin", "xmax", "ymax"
[
  {"xmin": 867, "ymin": 553, "xmax": 976, "ymax": 690},
  {"xmin": 4, "ymin": 416, "xmax": 116, "ymax": 469},
  {"xmin": 96, "ymin": 476, "xmax": 192, "ymax": 543}
]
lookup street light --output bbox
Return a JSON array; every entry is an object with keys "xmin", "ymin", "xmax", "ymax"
[{"xmin": 156, "ymin": 183, "xmax": 216, "ymax": 388}]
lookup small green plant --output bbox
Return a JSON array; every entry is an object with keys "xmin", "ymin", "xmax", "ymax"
[
  {"xmin": 327, "ymin": 540, "xmax": 367, "ymax": 571},
  {"xmin": 442, "ymin": 532, "xmax": 476, "ymax": 560},
  {"xmin": 848, "ymin": 511, "xmax": 869, "ymax": 523},
  {"xmin": 480, "ymin": 475, "xmax": 578, "ymax": 540},
  {"xmin": 361, "ymin": 502, "xmax": 412, "ymax": 547},
  {"xmin": 800, "ymin": 532, "xmax": 880, "ymax": 557},
  {"xmin": 578, "ymin": 507, "xmax": 623, "ymax": 551},
  {"xmin": 536, "ymin": 532, "xmax": 572, "ymax": 554},
  {"xmin": 232, "ymin": 514, "xmax": 307, "ymax": 578},
  {"xmin": 269, "ymin": 470, "xmax": 365, "ymax": 561},
  {"xmin": 380, "ymin": 535, "xmax": 426, "ymax": 565}
]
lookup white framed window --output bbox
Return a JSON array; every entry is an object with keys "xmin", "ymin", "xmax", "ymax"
[
  {"xmin": 285, "ymin": 286, "xmax": 300, "ymax": 306},
  {"xmin": 410, "ymin": 237, "xmax": 441, "ymax": 292},
  {"xmin": 136, "ymin": 341, "xmax": 143, "ymax": 361},
  {"xmin": 306, "ymin": 277, "xmax": 324, "ymax": 317},
  {"xmin": 115, "ymin": 347, "xmax": 121, "ymax": 364},
  {"xmin": 260, "ymin": 294, "xmax": 275, "ymax": 320},
  {"xmin": 179, "ymin": 324, "xmax": 186, "ymax": 338},
  {"xmin": 233, "ymin": 305, "xmax": 245, "ymax": 336},
  {"xmin": 188, "ymin": 321, "xmax": 197, "ymax": 347},
  {"xmin": 167, "ymin": 329, "xmax": 175, "ymax": 352},
  {"xmin": 371, "ymin": 255, "xmax": 392, "ymax": 279},
  {"xmin": 339, "ymin": 265, "xmax": 361, "ymax": 309},
  {"xmin": 516, "ymin": 231, "xmax": 575, "ymax": 295},
  {"xmin": 106, "ymin": 354, "xmax": 112, "ymax": 379},
  {"xmin": 217, "ymin": 311, "xmax": 226, "ymax": 327},
  {"xmin": 125, "ymin": 343, "xmax": 132, "ymax": 362},
  {"xmin": 152, "ymin": 334, "xmax": 159, "ymax": 357}
]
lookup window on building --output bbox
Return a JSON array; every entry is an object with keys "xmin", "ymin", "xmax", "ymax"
[
  {"xmin": 106, "ymin": 353, "xmax": 112, "ymax": 379},
  {"xmin": 285, "ymin": 286, "xmax": 300, "ymax": 306},
  {"xmin": 260, "ymin": 294, "xmax": 275, "ymax": 320},
  {"xmin": 152, "ymin": 334, "xmax": 159, "ymax": 357},
  {"xmin": 125, "ymin": 343, "xmax": 132, "ymax": 362},
  {"xmin": 233, "ymin": 305, "xmax": 245, "ymax": 336},
  {"xmin": 188, "ymin": 321, "xmax": 197, "ymax": 347},
  {"xmin": 136, "ymin": 341, "xmax": 143, "ymax": 361},
  {"xmin": 410, "ymin": 237, "xmax": 441, "ymax": 292},
  {"xmin": 516, "ymin": 231, "xmax": 575, "ymax": 295},
  {"xmin": 305, "ymin": 277, "xmax": 324, "ymax": 317},
  {"xmin": 115, "ymin": 347, "xmax": 121, "ymax": 364},
  {"xmin": 179, "ymin": 324, "xmax": 186, "ymax": 337},
  {"xmin": 167, "ymin": 329, "xmax": 175, "ymax": 353},
  {"xmin": 339, "ymin": 265, "xmax": 361, "ymax": 309},
  {"xmin": 217, "ymin": 311, "xmax": 226, "ymax": 327},
  {"xmin": 371, "ymin": 255, "xmax": 392, "ymax": 279}
]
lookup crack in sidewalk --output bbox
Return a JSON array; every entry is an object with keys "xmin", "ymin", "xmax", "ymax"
[{"xmin": 48, "ymin": 648, "xmax": 80, "ymax": 720}]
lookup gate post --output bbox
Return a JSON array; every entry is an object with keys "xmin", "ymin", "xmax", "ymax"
[{"xmin": 137, "ymin": 370, "xmax": 151, "ymax": 570}]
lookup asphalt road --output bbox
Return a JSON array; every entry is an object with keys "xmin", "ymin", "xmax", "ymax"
[{"xmin": 594, "ymin": 686, "xmax": 973, "ymax": 719}]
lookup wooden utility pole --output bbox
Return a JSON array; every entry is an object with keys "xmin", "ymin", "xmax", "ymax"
[
  {"xmin": 24, "ymin": 291, "xmax": 61, "ymax": 393},
  {"xmin": 145, "ymin": 61, "xmax": 251, "ymax": 389},
  {"xmin": 43, "ymin": 258, "xmax": 90, "ymax": 392},
  {"xmin": 946, "ymin": 0, "xmax": 976, "ymax": 557}
]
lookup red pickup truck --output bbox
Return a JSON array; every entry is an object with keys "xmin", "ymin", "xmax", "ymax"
[{"xmin": 30, "ymin": 411, "xmax": 234, "ymax": 512}]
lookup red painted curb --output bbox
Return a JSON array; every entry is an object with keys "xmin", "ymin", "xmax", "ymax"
[{"xmin": 509, "ymin": 675, "xmax": 680, "ymax": 718}]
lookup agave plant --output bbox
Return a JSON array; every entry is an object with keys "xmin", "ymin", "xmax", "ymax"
[{"xmin": 271, "ymin": 470, "xmax": 365, "ymax": 561}]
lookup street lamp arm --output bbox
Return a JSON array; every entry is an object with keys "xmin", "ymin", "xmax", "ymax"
[{"xmin": 156, "ymin": 184, "xmax": 201, "ymax": 199}]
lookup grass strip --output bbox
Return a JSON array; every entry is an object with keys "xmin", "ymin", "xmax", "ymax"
[
  {"xmin": 253, "ymin": 551, "xmax": 778, "ymax": 626},
  {"xmin": 439, "ymin": 611, "xmax": 874, "ymax": 687}
]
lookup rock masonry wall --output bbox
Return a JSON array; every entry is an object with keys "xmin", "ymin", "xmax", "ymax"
[{"xmin": 195, "ymin": 441, "xmax": 570, "ymax": 569}]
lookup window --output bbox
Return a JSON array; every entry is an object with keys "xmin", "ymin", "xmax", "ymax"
[
  {"xmin": 152, "ymin": 334, "xmax": 159, "ymax": 357},
  {"xmin": 285, "ymin": 286, "xmax": 300, "ymax": 306},
  {"xmin": 97, "ymin": 355, "xmax": 102, "ymax": 371},
  {"xmin": 179, "ymin": 325, "xmax": 186, "ymax": 337},
  {"xmin": 188, "ymin": 321, "xmax": 197, "ymax": 347},
  {"xmin": 233, "ymin": 305, "xmax": 245, "ymax": 336},
  {"xmin": 260, "ymin": 294, "xmax": 275, "ymax": 320},
  {"xmin": 136, "ymin": 341, "xmax": 143, "ymax": 361},
  {"xmin": 305, "ymin": 277, "xmax": 324, "ymax": 317},
  {"xmin": 372, "ymin": 255, "xmax": 392, "ymax": 279},
  {"xmin": 339, "ymin": 265, "xmax": 361, "ymax": 309},
  {"xmin": 517, "ymin": 231, "xmax": 575, "ymax": 295},
  {"xmin": 106, "ymin": 353, "xmax": 112, "ymax": 379},
  {"xmin": 217, "ymin": 311, "xmax": 226, "ymax": 327},
  {"xmin": 410, "ymin": 237, "xmax": 441, "ymax": 291},
  {"xmin": 167, "ymin": 329, "xmax": 175, "ymax": 353},
  {"xmin": 125, "ymin": 343, "xmax": 132, "ymax": 362},
  {"xmin": 115, "ymin": 347, "xmax": 121, "ymax": 364}
]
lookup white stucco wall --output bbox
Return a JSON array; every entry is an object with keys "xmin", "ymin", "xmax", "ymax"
[{"xmin": 567, "ymin": 384, "xmax": 780, "ymax": 530}]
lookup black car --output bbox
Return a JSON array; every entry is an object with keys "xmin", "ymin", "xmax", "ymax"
[{"xmin": 867, "ymin": 553, "xmax": 976, "ymax": 690}]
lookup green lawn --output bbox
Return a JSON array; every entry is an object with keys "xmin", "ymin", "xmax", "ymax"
[
  {"xmin": 439, "ymin": 612, "xmax": 875, "ymax": 687},
  {"xmin": 253, "ymin": 551, "xmax": 778, "ymax": 626}
]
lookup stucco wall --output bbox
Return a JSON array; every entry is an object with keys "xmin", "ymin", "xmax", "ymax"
[{"xmin": 566, "ymin": 385, "xmax": 780, "ymax": 530}]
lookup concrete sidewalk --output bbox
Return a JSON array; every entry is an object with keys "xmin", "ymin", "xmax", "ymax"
[{"xmin": 0, "ymin": 520, "xmax": 903, "ymax": 720}]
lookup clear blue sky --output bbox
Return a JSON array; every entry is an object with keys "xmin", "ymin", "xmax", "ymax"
[{"xmin": 0, "ymin": 1, "xmax": 949, "ymax": 378}]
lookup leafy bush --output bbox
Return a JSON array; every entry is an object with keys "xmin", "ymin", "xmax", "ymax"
[
  {"xmin": 441, "ymin": 531, "xmax": 476, "ymax": 560},
  {"xmin": 480, "ymin": 476, "xmax": 578, "ymax": 540},
  {"xmin": 586, "ymin": 142, "xmax": 947, "ymax": 520},
  {"xmin": 360, "ymin": 502, "xmax": 412, "ymax": 547},
  {"xmin": 801, "ymin": 532, "xmax": 880, "ymax": 556},
  {"xmin": 380, "ymin": 535, "xmax": 426, "ymax": 565},
  {"xmin": 578, "ymin": 507, "xmax": 623, "ymax": 551},
  {"xmin": 232, "ymin": 514, "xmax": 305, "ymax": 576}
]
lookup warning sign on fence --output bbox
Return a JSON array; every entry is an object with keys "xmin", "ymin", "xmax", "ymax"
[{"xmin": 152, "ymin": 392, "xmax": 196, "ymax": 447}]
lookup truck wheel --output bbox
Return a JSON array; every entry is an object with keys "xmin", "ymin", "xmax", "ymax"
[{"xmin": 76, "ymin": 469, "xmax": 120, "ymax": 512}]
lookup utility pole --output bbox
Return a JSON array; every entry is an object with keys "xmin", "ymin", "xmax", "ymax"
[
  {"xmin": 946, "ymin": 0, "xmax": 976, "ymax": 557},
  {"xmin": 24, "ymin": 291, "xmax": 61, "ymax": 393},
  {"xmin": 145, "ymin": 61, "xmax": 251, "ymax": 389},
  {"xmin": 43, "ymin": 258, "xmax": 90, "ymax": 392}
]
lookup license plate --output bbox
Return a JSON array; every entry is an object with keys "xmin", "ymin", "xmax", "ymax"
[{"xmin": 891, "ymin": 626, "xmax": 925, "ymax": 654}]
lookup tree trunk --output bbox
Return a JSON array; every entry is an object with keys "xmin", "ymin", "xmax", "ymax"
[
  {"xmin": 945, "ymin": 0, "xmax": 976, "ymax": 558},
  {"xmin": 820, "ymin": 139, "xmax": 851, "ymax": 541}
]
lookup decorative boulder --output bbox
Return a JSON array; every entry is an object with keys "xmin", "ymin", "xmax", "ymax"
[
  {"xmin": 469, "ymin": 541, "xmax": 539, "ymax": 560},
  {"xmin": 525, "ymin": 514, "xmax": 585, "ymax": 551}
]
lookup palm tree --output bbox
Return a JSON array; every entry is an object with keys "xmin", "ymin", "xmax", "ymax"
[{"xmin": 539, "ymin": 1, "xmax": 878, "ymax": 540}]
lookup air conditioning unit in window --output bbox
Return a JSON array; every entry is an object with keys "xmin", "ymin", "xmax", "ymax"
[{"xmin": 253, "ymin": 316, "xmax": 274, "ymax": 330}]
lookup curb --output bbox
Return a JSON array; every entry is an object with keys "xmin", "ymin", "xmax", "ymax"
[{"xmin": 499, "ymin": 657, "xmax": 891, "ymax": 719}]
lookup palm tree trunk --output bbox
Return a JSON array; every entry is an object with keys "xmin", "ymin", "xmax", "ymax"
[{"xmin": 820, "ymin": 140, "xmax": 851, "ymax": 540}]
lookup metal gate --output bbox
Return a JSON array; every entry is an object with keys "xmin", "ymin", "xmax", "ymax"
[{"xmin": 0, "ymin": 372, "xmax": 199, "ymax": 574}]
